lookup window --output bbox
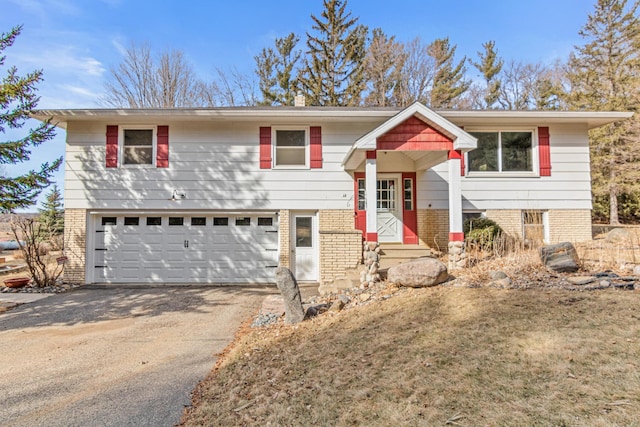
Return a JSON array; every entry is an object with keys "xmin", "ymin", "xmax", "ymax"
[
  {"xmin": 213, "ymin": 217, "xmax": 228, "ymax": 226},
  {"xmin": 147, "ymin": 217, "xmax": 162, "ymax": 226},
  {"xmin": 274, "ymin": 128, "xmax": 307, "ymax": 167},
  {"xmin": 468, "ymin": 130, "xmax": 534, "ymax": 173},
  {"xmin": 191, "ymin": 217, "xmax": 206, "ymax": 226},
  {"xmin": 124, "ymin": 217, "xmax": 139, "ymax": 226},
  {"xmin": 403, "ymin": 179, "xmax": 413, "ymax": 211},
  {"xmin": 169, "ymin": 217, "xmax": 184, "ymax": 226},
  {"xmin": 357, "ymin": 179, "xmax": 365, "ymax": 210},
  {"xmin": 258, "ymin": 217, "xmax": 273, "ymax": 226},
  {"xmin": 236, "ymin": 217, "xmax": 251, "ymax": 226},
  {"xmin": 101, "ymin": 217, "xmax": 117, "ymax": 226},
  {"xmin": 123, "ymin": 128, "xmax": 154, "ymax": 165},
  {"xmin": 523, "ymin": 210, "xmax": 547, "ymax": 245},
  {"xmin": 295, "ymin": 217, "xmax": 312, "ymax": 247},
  {"xmin": 377, "ymin": 179, "xmax": 396, "ymax": 210}
]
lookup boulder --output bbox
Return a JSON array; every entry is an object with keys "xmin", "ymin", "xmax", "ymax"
[
  {"xmin": 567, "ymin": 276, "xmax": 597, "ymax": 285},
  {"xmin": 606, "ymin": 228, "xmax": 633, "ymax": 243},
  {"xmin": 275, "ymin": 267, "xmax": 305, "ymax": 324},
  {"xmin": 540, "ymin": 242, "xmax": 580, "ymax": 273},
  {"xmin": 489, "ymin": 270, "xmax": 508, "ymax": 280},
  {"xmin": 633, "ymin": 265, "xmax": 640, "ymax": 276},
  {"xmin": 387, "ymin": 258, "xmax": 449, "ymax": 288}
]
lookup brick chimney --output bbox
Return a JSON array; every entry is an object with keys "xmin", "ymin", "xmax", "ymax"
[{"xmin": 294, "ymin": 92, "xmax": 306, "ymax": 107}]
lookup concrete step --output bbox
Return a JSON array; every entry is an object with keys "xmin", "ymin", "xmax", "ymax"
[{"xmin": 378, "ymin": 244, "xmax": 433, "ymax": 270}]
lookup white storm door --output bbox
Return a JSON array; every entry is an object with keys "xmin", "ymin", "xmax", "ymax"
[
  {"xmin": 291, "ymin": 213, "xmax": 318, "ymax": 281},
  {"xmin": 376, "ymin": 177, "xmax": 402, "ymax": 242}
]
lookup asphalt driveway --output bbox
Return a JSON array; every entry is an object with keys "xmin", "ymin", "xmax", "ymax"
[{"xmin": 0, "ymin": 284, "xmax": 274, "ymax": 427}]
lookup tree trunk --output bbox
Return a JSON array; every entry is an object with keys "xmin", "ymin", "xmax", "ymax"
[{"xmin": 609, "ymin": 188, "xmax": 619, "ymax": 225}]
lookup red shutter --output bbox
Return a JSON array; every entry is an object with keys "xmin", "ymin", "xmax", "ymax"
[
  {"xmin": 259, "ymin": 127, "xmax": 272, "ymax": 169},
  {"xmin": 310, "ymin": 126, "xmax": 322, "ymax": 168},
  {"xmin": 156, "ymin": 125, "xmax": 169, "ymax": 168},
  {"xmin": 106, "ymin": 125, "xmax": 118, "ymax": 168},
  {"xmin": 538, "ymin": 127, "xmax": 551, "ymax": 176}
]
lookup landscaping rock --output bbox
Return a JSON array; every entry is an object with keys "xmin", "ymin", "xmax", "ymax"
[
  {"xmin": 489, "ymin": 270, "xmax": 508, "ymax": 280},
  {"xmin": 329, "ymin": 299, "xmax": 344, "ymax": 312},
  {"xmin": 606, "ymin": 228, "xmax": 633, "ymax": 243},
  {"xmin": 567, "ymin": 276, "xmax": 597, "ymax": 285},
  {"xmin": 540, "ymin": 242, "xmax": 580, "ymax": 273},
  {"xmin": 491, "ymin": 277, "xmax": 512, "ymax": 288},
  {"xmin": 275, "ymin": 267, "xmax": 305, "ymax": 324},
  {"xmin": 387, "ymin": 258, "xmax": 449, "ymax": 288}
]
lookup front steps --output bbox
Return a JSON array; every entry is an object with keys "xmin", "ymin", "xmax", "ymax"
[{"xmin": 378, "ymin": 243, "xmax": 433, "ymax": 271}]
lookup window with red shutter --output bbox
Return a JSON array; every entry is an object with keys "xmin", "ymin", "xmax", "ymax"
[
  {"xmin": 106, "ymin": 125, "xmax": 118, "ymax": 168},
  {"xmin": 538, "ymin": 127, "xmax": 551, "ymax": 176},
  {"xmin": 156, "ymin": 125, "xmax": 169, "ymax": 168},
  {"xmin": 310, "ymin": 126, "xmax": 322, "ymax": 168},
  {"xmin": 259, "ymin": 127, "xmax": 272, "ymax": 169}
]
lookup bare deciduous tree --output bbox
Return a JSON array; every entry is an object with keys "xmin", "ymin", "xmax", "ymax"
[
  {"xmin": 363, "ymin": 28, "xmax": 406, "ymax": 106},
  {"xmin": 394, "ymin": 37, "xmax": 435, "ymax": 106},
  {"xmin": 102, "ymin": 42, "xmax": 211, "ymax": 108}
]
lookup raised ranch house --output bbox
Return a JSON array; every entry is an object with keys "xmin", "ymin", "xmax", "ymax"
[{"xmin": 33, "ymin": 102, "xmax": 630, "ymax": 287}]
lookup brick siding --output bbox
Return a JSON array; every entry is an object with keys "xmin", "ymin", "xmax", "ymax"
[
  {"xmin": 548, "ymin": 209, "xmax": 592, "ymax": 243},
  {"xmin": 319, "ymin": 210, "xmax": 362, "ymax": 285},
  {"xmin": 417, "ymin": 209, "xmax": 449, "ymax": 251},
  {"xmin": 63, "ymin": 209, "xmax": 87, "ymax": 284}
]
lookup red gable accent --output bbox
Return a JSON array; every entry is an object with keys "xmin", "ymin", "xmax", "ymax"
[
  {"xmin": 106, "ymin": 125, "xmax": 118, "ymax": 168},
  {"xmin": 377, "ymin": 116, "xmax": 453, "ymax": 151},
  {"xmin": 538, "ymin": 127, "xmax": 551, "ymax": 176},
  {"xmin": 156, "ymin": 125, "xmax": 169, "ymax": 168},
  {"xmin": 310, "ymin": 126, "xmax": 322, "ymax": 168},
  {"xmin": 259, "ymin": 127, "xmax": 272, "ymax": 169}
]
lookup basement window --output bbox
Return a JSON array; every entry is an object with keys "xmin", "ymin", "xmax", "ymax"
[{"xmin": 522, "ymin": 210, "xmax": 548, "ymax": 245}]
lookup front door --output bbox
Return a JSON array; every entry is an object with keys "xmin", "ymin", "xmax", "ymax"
[
  {"xmin": 376, "ymin": 176, "xmax": 402, "ymax": 242},
  {"xmin": 291, "ymin": 213, "xmax": 318, "ymax": 281}
]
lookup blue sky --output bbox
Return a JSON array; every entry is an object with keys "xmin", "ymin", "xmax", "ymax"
[{"xmin": 3, "ymin": 0, "xmax": 596, "ymax": 209}]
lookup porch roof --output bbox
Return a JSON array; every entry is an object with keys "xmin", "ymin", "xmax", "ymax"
[{"xmin": 341, "ymin": 102, "xmax": 477, "ymax": 171}]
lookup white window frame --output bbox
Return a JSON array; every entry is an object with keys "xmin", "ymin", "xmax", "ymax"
[
  {"xmin": 120, "ymin": 125, "xmax": 157, "ymax": 167},
  {"xmin": 272, "ymin": 126, "xmax": 310, "ymax": 169},
  {"xmin": 465, "ymin": 127, "xmax": 539, "ymax": 178},
  {"xmin": 522, "ymin": 210, "xmax": 550, "ymax": 245}
]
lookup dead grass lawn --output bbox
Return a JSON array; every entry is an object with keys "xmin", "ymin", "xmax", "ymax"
[{"xmin": 183, "ymin": 286, "xmax": 640, "ymax": 426}]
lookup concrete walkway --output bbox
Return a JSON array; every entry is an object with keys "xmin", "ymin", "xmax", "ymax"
[{"xmin": 0, "ymin": 284, "xmax": 275, "ymax": 427}]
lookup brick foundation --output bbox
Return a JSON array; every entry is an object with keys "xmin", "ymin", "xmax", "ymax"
[
  {"xmin": 319, "ymin": 210, "xmax": 362, "ymax": 285},
  {"xmin": 417, "ymin": 209, "xmax": 449, "ymax": 251},
  {"xmin": 548, "ymin": 209, "xmax": 592, "ymax": 243},
  {"xmin": 278, "ymin": 210, "xmax": 291, "ymax": 268},
  {"xmin": 63, "ymin": 209, "xmax": 87, "ymax": 284},
  {"xmin": 486, "ymin": 209, "xmax": 593, "ymax": 243}
]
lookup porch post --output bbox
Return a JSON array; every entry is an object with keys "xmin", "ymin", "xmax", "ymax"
[
  {"xmin": 365, "ymin": 150, "xmax": 377, "ymax": 242},
  {"xmin": 448, "ymin": 150, "xmax": 465, "ymax": 269}
]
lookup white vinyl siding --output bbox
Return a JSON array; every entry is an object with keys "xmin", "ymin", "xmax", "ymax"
[{"xmin": 417, "ymin": 124, "xmax": 592, "ymax": 211}]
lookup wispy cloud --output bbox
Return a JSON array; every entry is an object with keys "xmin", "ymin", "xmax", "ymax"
[{"xmin": 14, "ymin": 46, "xmax": 105, "ymax": 77}]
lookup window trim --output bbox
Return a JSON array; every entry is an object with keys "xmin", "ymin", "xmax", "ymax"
[
  {"xmin": 120, "ymin": 125, "xmax": 157, "ymax": 167},
  {"xmin": 272, "ymin": 126, "xmax": 310, "ymax": 169},
  {"xmin": 465, "ymin": 127, "xmax": 539, "ymax": 178}
]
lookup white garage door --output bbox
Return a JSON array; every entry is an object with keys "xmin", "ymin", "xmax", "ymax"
[{"xmin": 94, "ymin": 214, "xmax": 279, "ymax": 283}]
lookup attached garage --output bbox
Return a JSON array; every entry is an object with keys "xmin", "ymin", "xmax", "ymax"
[{"xmin": 92, "ymin": 213, "xmax": 279, "ymax": 284}]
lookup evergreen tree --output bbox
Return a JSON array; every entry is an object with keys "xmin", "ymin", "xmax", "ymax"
[
  {"xmin": 0, "ymin": 26, "xmax": 61, "ymax": 213},
  {"xmin": 471, "ymin": 41, "xmax": 503, "ymax": 109},
  {"xmin": 428, "ymin": 37, "xmax": 470, "ymax": 109},
  {"xmin": 363, "ymin": 28, "xmax": 406, "ymax": 106},
  {"xmin": 298, "ymin": 0, "xmax": 368, "ymax": 106},
  {"xmin": 255, "ymin": 33, "xmax": 301, "ymax": 106},
  {"xmin": 38, "ymin": 184, "xmax": 64, "ymax": 235},
  {"xmin": 566, "ymin": 0, "xmax": 640, "ymax": 224}
]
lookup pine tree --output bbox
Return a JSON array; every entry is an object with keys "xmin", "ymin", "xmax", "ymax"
[
  {"xmin": 428, "ymin": 38, "xmax": 470, "ymax": 109},
  {"xmin": 298, "ymin": 0, "xmax": 368, "ymax": 106},
  {"xmin": 471, "ymin": 41, "xmax": 503, "ymax": 109},
  {"xmin": 38, "ymin": 184, "xmax": 64, "ymax": 236},
  {"xmin": 566, "ymin": 0, "xmax": 640, "ymax": 224},
  {"xmin": 255, "ymin": 33, "xmax": 301, "ymax": 106},
  {"xmin": 0, "ymin": 25, "xmax": 61, "ymax": 213},
  {"xmin": 363, "ymin": 28, "xmax": 406, "ymax": 106}
]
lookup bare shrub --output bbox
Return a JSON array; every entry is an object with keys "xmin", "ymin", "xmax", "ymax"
[{"xmin": 10, "ymin": 216, "xmax": 63, "ymax": 287}]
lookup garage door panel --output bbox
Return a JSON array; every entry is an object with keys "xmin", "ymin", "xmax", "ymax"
[{"xmin": 95, "ymin": 214, "xmax": 279, "ymax": 283}]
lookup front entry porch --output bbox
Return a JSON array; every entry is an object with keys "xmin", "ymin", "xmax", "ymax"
[{"xmin": 343, "ymin": 102, "xmax": 478, "ymax": 268}]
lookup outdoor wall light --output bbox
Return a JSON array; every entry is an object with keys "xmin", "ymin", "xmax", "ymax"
[{"xmin": 171, "ymin": 190, "xmax": 186, "ymax": 200}]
